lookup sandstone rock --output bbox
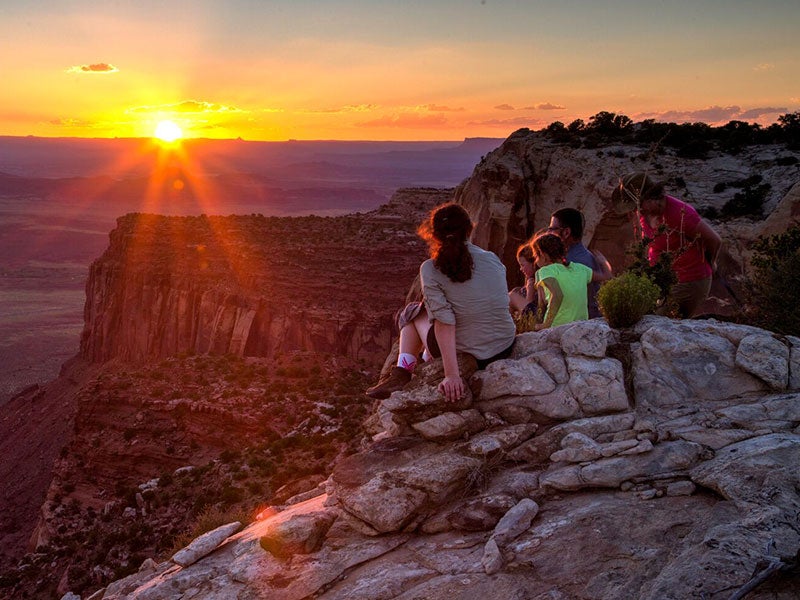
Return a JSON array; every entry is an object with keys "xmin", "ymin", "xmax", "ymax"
[
  {"xmin": 474, "ymin": 355, "xmax": 556, "ymax": 400},
  {"xmin": 690, "ymin": 432, "xmax": 800, "ymax": 504},
  {"xmin": 508, "ymin": 413, "xmax": 635, "ymax": 463},
  {"xmin": 735, "ymin": 333, "xmax": 789, "ymax": 389},
  {"xmin": 481, "ymin": 537, "xmax": 504, "ymax": 575},
  {"xmin": 491, "ymin": 498, "xmax": 539, "ymax": 546},
  {"xmin": 411, "ymin": 409, "xmax": 484, "ymax": 442},
  {"xmin": 447, "ymin": 494, "xmax": 518, "ymax": 532},
  {"xmin": 335, "ymin": 473, "xmax": 430, "ymax": 533},
  {"xmin": 550, "ymin": 432, "xmax": 602, "ymax": 463},
  {"xmin": 478, "ymin": 388, "xmax": 581, "ymax": 422},
  {"xmin": 566, "ymin": 356, "xmax": 629, "ymax": 415},
  {"xmin": 559, "ymin": 320, "xmax": 615, "ymax": 358},
  {"xmin": 541, "ymin": 441, "xmax": 704, "ymax": 491},
  {"xmin": 665, "ymin": 481, "xmax": 696, "ymax": 497},
  {"xmin": 483, "ymin": 469, "xmax": 540, "ymax": 499},
  {"xmin": 259, "ymin": 510, "xmax": 337, "ymax": 559},
  {"xmin": 464, "ymin": 424, "xmax": 538, "ymax": 457},
  {"xmin": 382, "ymin": 383, "xmax": 473, "ymax": 422},
  {"xmin": 171, "ymin": 521, "xmax": 242, "ymax": 567},
  {"xmin": 789, "ymin": 335, "xmax": 800, "ymax": 390},
  {"xmin": 633, "ymin": 318, "xmax": 767, "ymax": 414},
  {"xmin": 334, "ymin": 451, "xmax": 483, "ymax": 533},
  {"xmin": 509, "ymin": 329, "xmax": 563, "ymax": 360}
]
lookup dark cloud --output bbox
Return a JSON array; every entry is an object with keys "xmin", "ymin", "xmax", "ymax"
[
  {"xmin": 494, "ymin": 104, "xmax": 515, "ymax": 111},
  {"xmin": 68, "ymin": 63, "xmax": 118, "ymax": 73},
  {"xmin": 358, "ymin": 113, "xmax": 448, "ymax": 128}
]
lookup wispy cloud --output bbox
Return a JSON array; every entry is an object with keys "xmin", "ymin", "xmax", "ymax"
[
  {"xmin": 521, "ymin": 102, "xmax": 566, "ymax": 111},
  {"xmin": 66, "ymin": 62, "xmax": 118, "ymax": 74},
  {"xmin": 638, "ymin": 105, "xmax": 788, "ymax": 124},
  {"xmin": 305, "ymin": 104, "xmax": 378, "ymax": 114},
  {"xmin": 424, "ymin": 104, "xmax": 465, "ymax": 112},
  {"xmin": 129, "ymin": 100, "xmax": 244, "ymax": 114},
  {"xmin": 47, "ymin": 117, "xmax": 96, "ymax": 128},
  {"xmin": 753, "ymin": 63, "xmax": 775, "ymax": 71},
  {"xmin": 738, "ymin": 106, "xmax": 787, "ymax": 119},
  {"xmin": 468, "ymin": 116, "xmax": 538, "ymax": 127},
  {"xmin": 494, "ymin": 103, "xmax": 515, "ymax": 111},
  {"xmin": 358, "ymin": 113, "xmax": 448, "ymax": 128}
]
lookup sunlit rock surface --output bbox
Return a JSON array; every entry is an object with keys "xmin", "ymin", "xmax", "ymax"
[{"xmin": 91, "ymin": 317, "xmax": 800, "ymax": 600}]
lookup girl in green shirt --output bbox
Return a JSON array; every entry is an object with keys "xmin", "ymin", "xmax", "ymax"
[{"xmin": 532, "ymin": 233, "xmax": 612, "ymax": 330}]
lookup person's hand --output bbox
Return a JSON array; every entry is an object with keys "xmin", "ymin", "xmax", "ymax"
[{"xmin": 438, "ymin": 375, "xmax": 465, "ymax": 403}]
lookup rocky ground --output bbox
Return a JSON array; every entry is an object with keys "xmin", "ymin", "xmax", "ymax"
[
  {"xmin": 0, "ymin": 187, "xmax": 450, "ymax": 599},
  {"xmin": 86, "ymin": 317, "xmax": 800, "ymax": 600}
]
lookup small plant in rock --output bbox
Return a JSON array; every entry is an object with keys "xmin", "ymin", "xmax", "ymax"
[{"xmin": 597, "ymin": 272, "xmax": 661, "ymax": 328}]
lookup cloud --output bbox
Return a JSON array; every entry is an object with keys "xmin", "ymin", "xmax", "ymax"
[
  {"xmin": 521, "ymin": 102, "xmax": 566, "ymax": 111},
  {"xmin": 129, "ymin": 101, "xmax": 244, "ymax": 114},
  {"xmin": 753, "ymin": 63, "xmax": 775, "ymax": 71},
  {"xmin": 358, "ymin": 113, "xmax": 448, "ymax": 128},
  {"xmin": 305, "ymin": 104, "xmax": 378, "ymax": 114},
  {"xmin": 638, "ymin": 105, "xmax": 788, "ymax": 125},
  {"xmin": 640, "ymin": 105, "xmax": 742, "ymax": 124},
  {"xmin": 738, "ymin": 107, "xmax": 787, "ymax": 119},
  {"xmin": 494, "ymin": 104, "xmax": 515, "ymax": 111},
  {"xmin": 47, "ymin": 117, "xmax": 96, "ymax": 128},
  {"xmin": 66, "ymin": 63, "xmax": 118, "ymax": 74},
  {"xmin": 424, "ymin": 104, "xmax": 465, "ymax": 112},
  {"xmin": 468, "ymin": 116, "xmax": 539, "ymax": 127}
]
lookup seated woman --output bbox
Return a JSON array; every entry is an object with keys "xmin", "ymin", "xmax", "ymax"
[
  {"xmin": 508, "ymin": 242, "xmax": 538, "ymax": 317},
  {"xmin": 366, "ymin": 203, "xmax": 517, "ymax": 402},
  {"xmin": 531, "ymin": 233, "xmax": 612, "ymax": 331}
]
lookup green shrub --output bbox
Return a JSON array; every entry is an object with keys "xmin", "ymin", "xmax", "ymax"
[
  {"xmin": 747, "ymin": 226, "xmax": 800, "ymax": 336},
  {"xmin": 597, "ymin": 273, "xmax": 660, "ymax": 328}
]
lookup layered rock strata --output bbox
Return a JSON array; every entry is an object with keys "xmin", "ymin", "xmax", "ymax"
[
  {"xmin": 455, "ymin": 129, "xmax": 800, "ymax": 310},
  {"xmin": 80, "ymin": 188, "xmax": 450, "ymax": 364}
]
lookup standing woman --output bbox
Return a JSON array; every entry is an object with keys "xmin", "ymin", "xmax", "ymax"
[
  {"xmin": 614, "ymin": 172, "xmax": 722, "ymax": 318},
  {"xmin": 366, "ymin": 204, "xmax": 516, "ymax": 402}
]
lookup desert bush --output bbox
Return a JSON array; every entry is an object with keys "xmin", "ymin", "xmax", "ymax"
[
  {"xmin": 513, "ymin": 309, "xmax": 537, "ymax": 333},
  {"xmin": 747, "ymin": 226, "xmax": 800, "ymax": 336},
  {"xmin": 597, "ymin": 273, "xmax": 661, "ymax": 328}
]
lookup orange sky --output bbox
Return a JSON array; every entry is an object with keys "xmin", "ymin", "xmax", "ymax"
[{"xmin": 1, "ymin": 1, "xmax": 798, "ymax": 141}]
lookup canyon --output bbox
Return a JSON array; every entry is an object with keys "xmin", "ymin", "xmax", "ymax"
[{"xmin": 1, "ymin": 126, "xmax": 800, "ymax": 599}]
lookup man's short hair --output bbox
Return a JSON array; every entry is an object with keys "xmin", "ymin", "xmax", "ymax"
[{"xmin": 552, "ymin": 208, "xmax": 584, "ymax": 240}]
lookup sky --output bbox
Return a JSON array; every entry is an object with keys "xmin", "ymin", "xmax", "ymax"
[{"xmin": 1, "ymin": 0, "xmax": 799, "ymax": 141}]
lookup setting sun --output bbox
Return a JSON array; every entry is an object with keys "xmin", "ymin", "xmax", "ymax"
[{"xmin": 154, "ymin": 120, "xmax": 183, "ymax": 143}]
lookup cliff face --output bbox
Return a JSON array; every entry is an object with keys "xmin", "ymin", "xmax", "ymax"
[
  {"xmin": 80, "ymin": 188, "xmax": 451, "ymax": 365},
  {"xmin": 455, "ymin": 129, "xmax": 800, "ymax": 300}
]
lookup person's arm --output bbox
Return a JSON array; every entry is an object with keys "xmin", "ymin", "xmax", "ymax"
[
  {"xmin": 534, "ymin": 277, "xmax": 563, "ymax": 330},
  {"xmin": 524, "ymin": 275, "xmax": 537, "ymax": 303},
  {"xmin": 434, "ymin": 320, "xmax": 464, "ymax": 402},
  {"xmin": 590, "ymin": 250, "xmax": 613, "ymax": 282},
  {"xmin": 696, "ymin": 219, "xmax": 722, "ymax": 270}
]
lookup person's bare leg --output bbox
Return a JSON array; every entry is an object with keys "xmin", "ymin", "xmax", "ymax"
[{"xmin": 366, "ymin": 314, "xmax": 429, "ymax": 399}]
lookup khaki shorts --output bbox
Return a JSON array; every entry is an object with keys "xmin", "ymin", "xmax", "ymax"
[{"xmin": 657, "ymin": 277, "xmax": 712, "ymax": 318}]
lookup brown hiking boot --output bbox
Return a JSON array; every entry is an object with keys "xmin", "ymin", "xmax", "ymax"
[{"xmin": 365, "ymin": 366, "xmax": 412, "ymax": 399}]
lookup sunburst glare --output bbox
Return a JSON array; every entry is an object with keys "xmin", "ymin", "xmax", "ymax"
[{"xmin": 154, "ymin": 120, "xmax": 183, "ymax": 143}]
